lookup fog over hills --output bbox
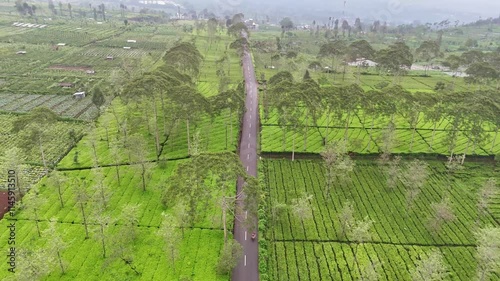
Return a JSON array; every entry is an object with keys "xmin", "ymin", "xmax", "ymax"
[{"xmin": 173, "ymin": 0, "xmax": 500, "ymax": 24}]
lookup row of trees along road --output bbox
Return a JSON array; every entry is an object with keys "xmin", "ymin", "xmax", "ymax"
[
  {"xmin": 264, "ymin": 70, "xmax": 499, "ymax": 162},
  {"xmin": 118, "ymin": 41, "xmax": 245, "ymax": 162}
]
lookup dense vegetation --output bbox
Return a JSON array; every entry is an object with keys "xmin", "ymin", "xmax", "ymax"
[{"xmin": 0, "ymin": 2, "xmax": 499, "ymax": 280}]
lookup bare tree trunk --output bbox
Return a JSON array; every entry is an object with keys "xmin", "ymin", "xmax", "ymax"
[
  {"xmin": 57, "ymin": 185, "xmax": 64, "ymax": 208},
  {"xmin": 115, "ymin": 164, "xmax": 120, "ymax": 186},
  {"xmin": 111, "ymin": 106, "xmax": 121, "ymax": 133},
  {"xmin": 409, "ymin": 115, "xmax": 419, "ymax": 153},
  {"xmin": 160, "ymin": 93, "xmax": 168, "ymax": 135},
  {"xmin": 91, "ymin": 141, "xmax": 98, "ymax": 166},
  {"xmin": 325, "ymin": 112, "xmax": 330, "ymax": 143},
  {"xmin": 282, "ymin": 129, "xmax": 286, "ymax": 151},
  {"xmin": 461, "ymin": 137, "xmax": 471, "ymax": 165},
  {"xmin": 39, "ymin": 137, "xmax": 48, "ymax": 171},
  {"xmin": 186, "ymin": 119, "xmax": 190, "ymax": 155},
  {"xmin": 368, "ymin": 118, "xmax": 375, "ymax": 151},
  {"xmin": 344, "ymin": 111, "xmax": 351, "ymax": 141},
  {"xmin": 105, "ymin": 126, "xmax": 110, "ymax": 148},
  {"xmin": 410, "ymin": 128, "xmax": 416, "ymax": 152},
  {"xmin": 100, "ymin": 224, "xmax": 106, "ymax": 258},
  {"xmin": 144, "ymin": 103, "xmax": 151, "ymax": 134},
  {"xmin": 141, "ymin": 163, "xmax": 146, "ymax": 191},
  {"xmin": 80, "ymin": 202, "xmax": 89, "ymax": 239},
  {"xmin": 430, "ymin": 121, "xmax": 437, "ymax": 152},
  {"xmin": 171, "ymin": 247, "xmax": 176, "ymax": 274},
  {"xmin": 304, "ymin": 116, "xmax": 308, "ymax": 151},
  {"xmin": 35, "ymin": 210, "xmax": 41, "ymax": 237},
  {"xmin": 356, "ymin": 66, "xmax": 361, "ymax": 84},
  {"xmin": 153, "ymin": 97, "xmax": 160, "ymax": 160},
  {"xmin": 122, "ymin": 120, "xmax": 128, "ymax": 147},
  {"xmin": 57, "ymin": 251, "xmax": 65, "ymax": 273},
  {"xmin": 222, "ymin": 198, "xmax": 227, "ymax": 243},
  {"xmin": 230, "ymin": 109, "xmax": 233, "ymax": 148}
]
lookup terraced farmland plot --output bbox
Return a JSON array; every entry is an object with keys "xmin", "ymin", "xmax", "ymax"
[
  {"xmin": 262, "ymin": 159, "xmax": 499, "ymax": 280},
  {"xmin": 0, "ymin": 24, "xmax": 33, "ymax": 38},
  {"xmin": 268, "ymin": 241, "xmax": 478, "ymax": 281},
  {"xmin": 0, "ymin": 25, "xmax": 122, "ymax": 46},
  {"xmin": 264, "ymin": 159, "xmax": 498, "ymax": 243},
  {"xmin": 196, "ymin": 35, "xmax": 243, "ymax": 86},
  {"xmin": 198, "ymin": 81, "xmax": 218, "ymax": 97},
  {"xmin": 96, "ymin": 36, "xmax": 167, "ymax": 50},
  {"xmin": 18, "ymin": 162, "xmax": 228, "ymax": 229},
  {"xmin": 80, "ymin": 47, "xmax": 163, "ymax": 60},
  {"xmin": 0, "ymin": 113, "xmax": 86, "ymax": 165},
  {"xmin": 260, "ymin": 107, "xmax": 499, "ymax": 156},
  {"xmin": 57, "ymin": 99, "xmax": 240, "ymax": 168},
  {"xmin": 0, "ymin": 221, "xmax": 227, "ymax": 281},
  {"xmin": 0, "ymin": 43, "xmax": 76, "ymax": 76},
  {"xmin": 0, "ymin": 94, "xmax": 99, "ymax": 120},
  {"xmin": 0, "ymin": 160, "xmax": 232, "ymax": 280},
  {"xmin": 161, "ymin": 109, "xmax": 240, "ymax": 159}
]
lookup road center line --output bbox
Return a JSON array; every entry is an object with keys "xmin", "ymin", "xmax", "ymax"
[
  {"xmin": 245, "ymin": 211, "xmax": 248, "ymax": 219},
  {"xmin": 244, "ymin": 255, "xmax": 247, "ymax": 266},
  {"xmin": 248, "ymin": 143, "xmax": 250, "ymax": 149},
  {"xmin": 246, "ymin": 166, "xmax": 249, "ymax": 172},
  {"xmin": 249, "ymin": 123, "xmax": 252, "ymax": 128},
  {"xmin": 249, "ymin": 133, "xmax": 251, "ymax": 138},
  {"xmin": 245, "ymin": 231, "xmax": 247, "ymax": 241},
  {"xmin": 247, "ymin": 154, "xmax": 250, "ymax": 160}
]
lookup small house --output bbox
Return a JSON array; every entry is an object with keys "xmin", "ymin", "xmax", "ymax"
[
  {"xmin": 348, "ymin": 58, "xmax": 378, "ymax": 67},
  {"xmin": 86, "ymin": 70, "xmax": 96, "ymax": 74},
  {"xmin": 57, "ymin": 43, "xmax": 66, "ymax": 46},
  {"xmin": 73, "ymin": 92, "xmax": 86, "ymax": 99},
  {"xmin": 126, "ymin": 40, "xmax": 137, "ymax": 43},
  {"xmin": 123, "ymin": 46, "xmax": 131, "ymax": 49},
  {"xmin": 106, "ymin": 56, "xmax": 114, "ymax": 60},
  {"xmin": 16, "ymin": 51, "xmax": 27, "ymax": 55}
]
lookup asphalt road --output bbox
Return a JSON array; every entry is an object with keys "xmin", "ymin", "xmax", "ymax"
[{"xmin": 232, "ymin": 32, "xmax": 260, "ymax": 281}]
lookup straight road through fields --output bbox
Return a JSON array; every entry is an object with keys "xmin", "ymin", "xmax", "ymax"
[{"xmin": 232, "ymin": 31, "xmax": 259, "ymax": 281}]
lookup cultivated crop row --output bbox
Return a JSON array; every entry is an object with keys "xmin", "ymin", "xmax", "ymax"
[
  {"xmin": 268, "ymin": 241, "xmax": 476, "ymax": 281},
  {"xmin": 0, "ymin": 114, "xmax": 86, "ymax": 165},
  {"xmin": 263, "ymin": 159, "xmax": 498, "ymax": 280},
  {"xmin": 57, "ymin": 98, "xmax": 240, "ymax": 168},
  {"xmin": 264, "ymin": 160, "xmax": 497, "ymax": 245},
  {"xmin": 260, "ymin": 107, "xmax": 498, "ymax": 155}
]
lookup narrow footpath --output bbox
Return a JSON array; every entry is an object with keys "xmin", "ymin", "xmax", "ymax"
[{"xmin": 232, "ymin": 31, "xmax": 260, "ymax": 281}]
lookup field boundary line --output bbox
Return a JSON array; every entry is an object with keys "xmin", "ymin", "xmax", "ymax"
[{"xmin": 272, "ymin": 239, "xmax": 476, "ymax": 248}]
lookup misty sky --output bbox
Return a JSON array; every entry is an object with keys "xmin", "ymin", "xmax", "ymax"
[{"xmin": 195, "ymin": 0, "xmax": 500, "ymax": 23}]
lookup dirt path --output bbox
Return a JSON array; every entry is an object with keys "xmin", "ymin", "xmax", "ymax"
[{"xmin": 232, "ymin": 31, "xmax": 260, "ymax": 281}]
